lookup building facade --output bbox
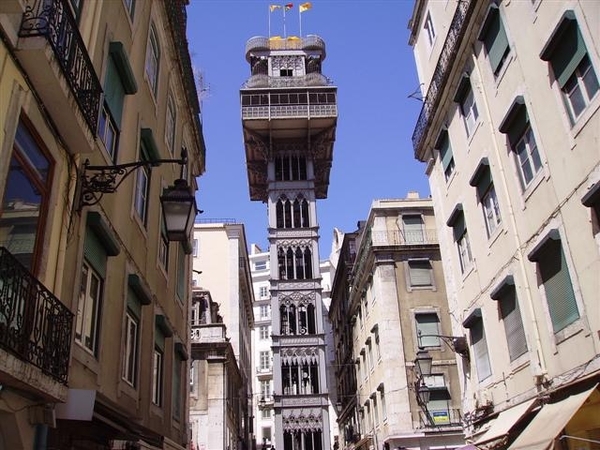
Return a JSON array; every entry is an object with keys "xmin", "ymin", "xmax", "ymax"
[
  {"xmin": 241, "ymin": 32, "xmax": 338, "ymax": 450},
  {"xmin": 409, "ymin": 0, "xmax": 600, "ymax": 448},
  {"xmin": 0, "ymin": 1, "xmax": 205, "ymax": 449},
  {"xmin": 190, "ymin": 221, "xmax": 255, "ymax": 450},
  {"xmin": 329, "ymin": 194, "xmax": 464, "ymax": 450}
]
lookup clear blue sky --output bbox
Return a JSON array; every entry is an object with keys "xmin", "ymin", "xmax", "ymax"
[{"xmin": 186, "ymin": 0, "xmax": 430, "ymax": 257}]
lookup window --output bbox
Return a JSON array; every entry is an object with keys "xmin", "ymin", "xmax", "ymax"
[
  {"xmin": 424, "ymin": 11, "xmax": 435, "ymax": 47},
  {"xmin": 176, "ymin": 244, "xmax": 186, "ymax": 301},
  {"xmin": 278, "ymin": 245, "xmax": 313, "ymax": 280},
  {"xmin": 499, "ymin": 98, "xmax": 542, "ymax": 191},
  {"xmin": 152, "ymin": 346, "xmax": 164, "ymax": 406},
  {"xmin": 260, "ymin": 304, "xmax": 270, "ymax": 319},
  {"xmin": 280, "ymin": 301, "xmax": 316, "ymax": 335},
  {"xmin": 470, "ymin": 160, "xmax": 502, "ymax": 237},
  {"xmin": 259, "ymin": 351, "xmax": 271, "ymax": 371},
  {"xmin": 424, "ymin": 375, "xmax": 452, "ymax": 425},
  {"xmin": 379, "ymin": 386, "xmax": 387, "ymax": 420},
  {"xmin": 478, "ymin": 5, "xmax": 510, "ymax": 76},
  {"xmin": 447, "ymin": 205, "xmax": 473, "ymax": 273},
  {"xmin": 259, "ymin": 325, "xmax": 270, "ymax": 340},
  {"xmin": 465, "ymin": 310, "xmax": 491, "ymax": 381},
  {"xmin": 581, "ymin": 181, "xmax": 600, "ymax": 227},
  {"xmin": 372, "ymin": 394, "xmax": 379, "ymax": 425},
  {"xmin": 282, "ymin": 363, "xmax": 319, "ymax": 394},
  {"xmin": 275, "ymin": 156, "xmax": 307, "ymax": 181},
  {"xmin": 262, "ymin": 428, "xmax": 272, "ymax": 444},
  {"xmin": 402, "ymin": 214, "xmax": 425, "ymax": 243},
  {"xmin": 145, "ymin": 24, "xmax": 160, "ymax": 96},
  {"xmin": 77, "ymin": 262, "xmax": 103, "ymax": 354},
  {"xmin": 408, "ymin": 260, "xmax": 433, "ymax": 288},
  {"xmin": 98, "ymin": 103, "xmax": 118, "ymax": 161},
  {"xmin": 262, "ymin": 408, "xmax": 272, "ymax": 419},
  {"xmin": 134, "ymin": 134, "xmax": 152, "ymax": 225},
  {"xmin": 122, "ymin": 309, "xmax": 139, "ymax": 386},
  {"xmin": 101, "ymin": 42, "xmax": 137, "ymax": 162},
  {"xmin": 259, "ymin": 285, "xmax": 269, "ymax": 298},
  {"xmin": 255, "ymin": 261, "xmax": 267, "ymax": 271},
  {"xmin": 276, "ymin": 194, "xmax": 310, "ymax": 229},
  {"xmin": 260, "ymin": 380, "xmax": 271, "ymax": 399},
  {"xmin": 540, "ymin": 13, "xmax": 599, "ymax": 124},
  {"xmin": 193, "ymin": 239, "xmax": 198, "ymax": 257},
  {"xmin": 166, "ymin": 94, "xmax": 176, "ymax": 154},
  {"xmin": 0, "ymin": 120, "xmax": 53, "ymax": 273},
  {"xmin": 491, "ymin": 278, "xmax": 528, "ymax": 361},
  {"xmin": 528, "ymin": 232, "xmax": 579, "ymax": 334},
  {"xmin": 374, "ymin": 327, "xmax": 381, "ymax": 361},
  {"xmin": 436, "ymin": 130, "xmax": 455, "ymax": 182},
  {"xmin": 454, "ymin": 76, "xmax": 479, "ymax": 137},
  {"xmin": 415, "ymin": 312, "xmax": 440, "ymax": 347},
  {"xmin": 172, "ymin": 353, "xmax": 183, "ymax": 420},
  {"xmin": 159, "ymin": 219, "xmax": 169, "ymax": 270}
]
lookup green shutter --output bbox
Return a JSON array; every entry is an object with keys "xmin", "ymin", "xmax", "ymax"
[
  {"xmin": 470, "ymin": 318, "xmax": 491, "ymax": 381},
  {"xmin": 84, "ymin": 228, "xmax": 107, "ymax": 278},
  {"xmin": 104, "ymin": 57, "xmax": 126, "ymax": 124},
  {"xmin": 439, "ymin": 138, "xmax": 453, "ymax": 171},
  {"xmin": 452, "ymin": 213, "xmax": 466, "ymax": 242},
  {"xmin": 551, "ymin": 21, "xmax": 587, "ymax": 88},
  {"xmin": 476, "ymin": 167, "xmax": 493, "ymax": 198},
  {"xmin": 481, "ymin": 7, "xmax": 509, "ymax": 74},
  {"xmin": 155, "ymin": 325, "xmax": 165, "ymax": 351},
  {"xmin": 127, "ymin": 286, "xmax": 142, "ymax": 318},
  {"xmin": 538, "ymin": 239, "xmax": 579, "ymax": 333},
  {"xmin": 499, "ymin": 289, "xmax": 528, "ymax": 361}
]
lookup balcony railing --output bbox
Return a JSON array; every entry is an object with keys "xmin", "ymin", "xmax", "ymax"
[
  {"xmin": 191, "ymin": 323, "xmax": 227, "ymax": 342},
  {"xmin": 411, "ymin": 0, "xmax": 476, "ymax": 155},
  {"xmin": 241, "ymin": 104, "xmax": 337, "ymax": 120},
  {"xmin": 0, "ymin": 247, "xmax": 73, "ymax": 384},
  {"xmin": 412, "ymin": 408, "xmax": 462, "ymax": 429},
  {"xmin": 19, "ymin": 0, "xmax": 102, "ymax": 134},
  {"xmin": 371, "ymin": 229, "xmax": 438, "ymax": 246},
  {"xmin": 244, "ymin": 73, "xmax": 331, "ymax": 89}
]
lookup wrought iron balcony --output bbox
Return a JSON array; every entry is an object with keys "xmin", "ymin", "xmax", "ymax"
[
  {"xmin": 412, "ymin": 408, "xmax": 463, "ymax": 429},
  {"xmin": 0, "ymin": 247, "xmax": 73, "ymax": 384},
  {"xmin": 18, "ymin": 0, "xmax": 101, "ymax": 134},
  {"xmin": 371, "ymin": 229, "xmax": 438, "ymax": 246},
  {"xmin": 411, "ymin": 0, "xmax": 476, "ymax": 157}
]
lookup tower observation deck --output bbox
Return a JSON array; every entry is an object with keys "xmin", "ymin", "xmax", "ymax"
[{"xmin": 241, "ymin": 34, "xmax": 337, "ymax": 450}]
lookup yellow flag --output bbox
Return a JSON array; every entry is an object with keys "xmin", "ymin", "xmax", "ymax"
[
  {"xmin": 299, "ymin": 2, "xmax": 312, "ymax": 12},
  {"xmin": 270, "ymin": 4, "xmax": 282, "ymax": 12}
]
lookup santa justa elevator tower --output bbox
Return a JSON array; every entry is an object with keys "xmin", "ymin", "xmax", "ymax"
[{"xmin": 241, "ymin": 34, "xmax": 337, "ymax": 450}]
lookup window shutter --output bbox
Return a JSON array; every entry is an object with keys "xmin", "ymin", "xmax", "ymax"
[
  {"xmin": 538, "ymin": 239, "xmax": 579, "ymax": 333},
  {"xmin": 409, "ymin": 260, "xmax": 432, "ymax": 286},
  {"xmin": 551, "ymin": 21, "xmax": 587, "ymax": 88},
  {"xmin": 403, "ymin": 215, "xmax": 424, "ymax": 243},
  {"xmin": 127, "ymin": 286, "xmax": 142, "ymax": 318},
  {"xmin": 469, "ymin": 318, "xmax": 492, "ymax": 381},
  {"xmin": 452, "ymin": 213, "xmax": 466, "ymax": 242},
  {"xmin": 104, "ymin": 57, "xmax": 126, "ymax": 124},
  {"xmin": 84, "ymin": 228, "xmax": 108, "ymax": 278},
  {"xmin": 481, "ymin": 8, "xmax": 509, "ymax": 74},
  {"xmin": 438, "ymin": 136, "xmax": 453, "ymax": 171},
  {"xmin": 498, "ymin": 289, "xmax": 528, "ymax": 361},
  {"xmin": 155, "ymin": 326, "xmax": 166, "ymax": 351},
  {"xmin": 416, "ymin": 313, "xmax": 440, "ymax": 347}
]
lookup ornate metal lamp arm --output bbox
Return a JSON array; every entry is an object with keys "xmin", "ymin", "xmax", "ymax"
[{"xmin": 77, "ymin": 149, "xmax": 188, "ymax": 210}]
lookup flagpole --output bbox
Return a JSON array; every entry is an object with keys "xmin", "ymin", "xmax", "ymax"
[
  {"xmin": 283, "ymin": 6, "xmax": 287, "ymax": 37},
  {"xmin": 299, "ymin": 5, "xmax": 302, "ymax": 37},
  {"xmin": 268, "ymin": 6, "xmax": 271, "ymax": 37}
]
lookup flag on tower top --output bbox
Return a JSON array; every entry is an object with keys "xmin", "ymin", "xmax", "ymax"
[
  {"xmin": 299, "ymin": 2, "xmax": 312, "ymax": 12},
  {"xmin": 270, "ymin": 4, "xmax": 282, "ymax": 12},
  {"xmin": 285, "ymin": 3, "xmax": 293, "ymax": 11}
]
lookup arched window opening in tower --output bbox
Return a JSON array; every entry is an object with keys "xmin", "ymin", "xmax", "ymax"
[
  {"xmin": 282, "ymin": 363, "xmax": 319, "ymax": 394},
  {"xmin": 278, "ymin": 245, "xmax": 313, "ymax": 280},
  {"xmin": 280, "ymin": 303, "xmax": 316, "ymax": 335}
]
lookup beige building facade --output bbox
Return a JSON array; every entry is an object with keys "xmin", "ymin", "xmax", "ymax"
[
  {"xmin": 0, "ymin": 0, "xmax": 205, "ymax": 448},
  {"xmin": 329, "ymin": 194, "xmax": 464, "ymax": 450},
  {"xmin": 409, "ymin": 0, "xmax": 600, "ymax": 448}
]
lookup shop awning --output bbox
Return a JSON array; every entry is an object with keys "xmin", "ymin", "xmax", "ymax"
[
  {"xmin": 508, "ymin": 384, "xmax": 598, "ymax": 450},
  {"xmin": 476, "ymin": 399, "xmax": 537, "ymax": 446}
]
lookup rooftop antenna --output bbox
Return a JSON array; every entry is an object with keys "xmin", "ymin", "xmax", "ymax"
[{"xmin": 408, "ymin": 83, "xmax": 424, "ymax": 102}]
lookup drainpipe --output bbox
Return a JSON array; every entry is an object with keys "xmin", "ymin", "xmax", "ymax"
[
  {"xmin": 470, "ymin": 48, "xmax": 548, "ymax": 379},
  {"xmin": 33, "ymin": 424, "xmax": 48, "ymax": 450}
]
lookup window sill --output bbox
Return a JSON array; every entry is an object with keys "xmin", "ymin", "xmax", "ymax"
[
  {"xmin": 486, "ymin": 223, "xmax": 504, "ymax": 249},
  {"xmin": 461, "ymin": 262, "xmax": 475, "ymax": 281},
  {"xmin": 73, "ymin": 343, "xmax": 100, "ymax": 375},
  {"xmin": 491, "ymin": 53, "xmax": 514, "ymax": 89},
  {"xmin": 466, "ymin": 120, "xmax": 482, "ymax": 146},
  {"xmin": 520, "ymin": 171, "xmax": 546, "ymax": 205},
  {"xmin": 568, "ymin": 95, "xmax": 600, "ymax": 141},
  {"xmin": 554, "ymin": 319, "xmax": 585, "ymax": 347},
  {"xmin": 508, "ymin": 353, "xmax": 530, "ymax": 373}
]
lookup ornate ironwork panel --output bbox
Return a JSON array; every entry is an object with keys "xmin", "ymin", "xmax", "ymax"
[
  {"xmin": 0, "ymin": 247, "xmax": 73, "ymax": 384},
  {"xmin": 19, "ymin": 0, "xmax": 102, "ymax": 134}
]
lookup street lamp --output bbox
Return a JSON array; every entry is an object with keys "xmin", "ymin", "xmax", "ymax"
[{"xmin": 77, "ymin": 148, "xmax": 200, "ymax": 251}]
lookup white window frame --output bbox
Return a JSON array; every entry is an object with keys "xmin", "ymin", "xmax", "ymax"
[
  {"xmin": 166, "ymin": 93, "xmax": 176, "ymax": 154},
  {"xmin": 152, "ymin": 347, "xmax": 164, "ymax": 406},
  {"xmin": 482, "ymin": 184, "xmax": 502, "ymax": 237},
  {"xmin": 562, "ymin": 55, "xmax": 599, "ymax": 123},
  {"xmin": 513, "ymin": 126, "xmax": 542, "ymax": 190},
  {"xmin": 460, "ymin": 85, "xmax": 479, "ymax": 137},
  {"xmin": 259, "ymin": 325, "xmax": 270, "ymax": 340},
  {"xmin": 145, "ymin": 24, "xmax": 160, "ymax": 97},
  {"xmin": 424, "ymin": 11, "xmax": 436, "ymax": 47},
  {"xmin": 99, "ymin": 103, "xmax": 118, "ymax": 161},
  {"xmin": 259, "ymin": 351, "xmax": 271, "ymax": 371},
  {"xmin": 457, "ymin": 230, "xmax": 473, "ymax": 273},
  {"xmin": 134, "ymin": 164, "xmax": 150, "ymax": 225},
  {"xmin": 76, "ymin": 262, "xmax": 102, "ymax": 355},
  {"xmin": 122, "ymin": 310, "xmax": 139, "ymax": 386}
]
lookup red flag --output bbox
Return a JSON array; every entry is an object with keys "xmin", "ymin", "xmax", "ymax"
[{"xmin": 285, "ymin": 3, "xmax": 293, "ymax": 10}]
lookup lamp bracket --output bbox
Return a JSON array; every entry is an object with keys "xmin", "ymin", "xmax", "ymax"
[
  {"xmin": 78, "ymin": 149, "xmax": 187, "ymax": 210},
  {"xmin": 418, "ymin": 332, "xmax": 469, "ymax": 359}
]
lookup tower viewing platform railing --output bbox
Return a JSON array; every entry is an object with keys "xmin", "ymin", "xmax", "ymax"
[
  {"xmin": 245, "ymin": 35, "xmax": 326, "ymax": 61},
  {"xmin": 244, "ymin": 73, "xmax": 331, "ymax": 89}
]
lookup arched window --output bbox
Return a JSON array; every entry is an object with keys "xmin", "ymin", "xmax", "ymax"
[{"xmin": 275, "ymin": 156, "xmax": 308, "ymax": 181}]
